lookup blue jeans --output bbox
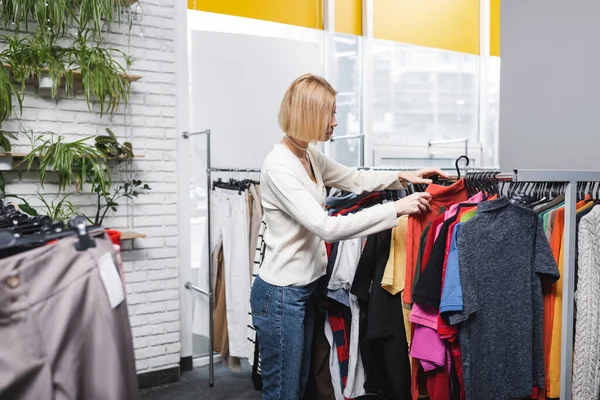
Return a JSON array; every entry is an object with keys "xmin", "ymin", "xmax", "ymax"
[{"xmin": 250, "ymin": 276, "xmax": 317, "ymax": 400}]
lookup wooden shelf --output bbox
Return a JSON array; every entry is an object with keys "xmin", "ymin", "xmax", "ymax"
[
  {"xmin": 2, "ymin": 64, "xmax": 143, "ymax": 83},
  {"xmin": 0, "ymin": 153, "xmax": 144, "ymax": 159},
  {"xmin": 121, "ymin": 231, "xmax": 147, "ymax": 240}
]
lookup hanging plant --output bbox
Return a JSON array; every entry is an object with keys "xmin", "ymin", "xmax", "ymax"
[
  {"xmin": 0, "ymin": 130, "xmax": 17, "ymax": 152},
  {"xmin": 0, "ymin": 66, "xmax": 20, "ymax": 123},
  {"xmin": 0, "ymin": 31, "xmax": 74, "ymax": 97},
  {"xmin": 69, "ymin": 29, "xmax": 132, "ymax": 116},
  {"xmin": 0, "ymin": 0, "xmax": 131, "ymax": 39},
  {"xmin": 95, "ymin": 128, "xmax": 134, "ymax": 161},
  {"xmin": 21, "ymin": 133, "xmax": 110, "ymax": 193}
]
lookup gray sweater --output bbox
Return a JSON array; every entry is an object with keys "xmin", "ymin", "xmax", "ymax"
[
  {"xmin": 448, "ymin": 197, "xmax": 559, "ymax": 400},
  {"xmin": 573, "ymin": 205, "xmax": 600, "ymax": 399}
]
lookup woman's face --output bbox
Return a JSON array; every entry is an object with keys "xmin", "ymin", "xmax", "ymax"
[{"xmin": 320, "ymin": 104, "xmax": 338, "ymax": 142}]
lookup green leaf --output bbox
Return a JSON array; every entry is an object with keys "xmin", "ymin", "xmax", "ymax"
[
  {"xmin": 105, "ymin": 127, "xmax": 117, "ymax": 139},
  {"xmin": 19, "ymin": 204, "xmax": 38, "ymax": 216},
  {"xmin": 2, "ymin": 131, "xmax": 17, "ymax": 141}
]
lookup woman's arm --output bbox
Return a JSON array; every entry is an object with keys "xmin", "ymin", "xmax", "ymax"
[
  {"xmin": 310, "ymin": 149, "xmax": 446, "ymax": 194},
  {"xmin": 266, "ymin": 166, "xmax": 399, "ymax": 242}
]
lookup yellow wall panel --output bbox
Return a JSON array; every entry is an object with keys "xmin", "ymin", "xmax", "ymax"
[
  {"xmin": 335, "ymin": 0, "xmax": 362, "ymax": 36},
  {"xmin": 374, "ymin": 0, "xmax": 480, "ymax": 55},
  {"xmin": 490, "ymin": 0, "xmax": 500, "ymax": 56},
  {"xmin": 188, "ymin": 0, "xmax": 323, "ymax": 30}
]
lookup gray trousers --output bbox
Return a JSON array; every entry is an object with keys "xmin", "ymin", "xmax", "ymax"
[{"xmin": 0, "ymin": 236, "xmax": 138, "ymax": 400}]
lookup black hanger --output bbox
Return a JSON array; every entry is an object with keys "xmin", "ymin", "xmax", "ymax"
[
  {"xmin": 454, "ymin": 155, "xmax": 470, "ymax": 179},
  {"xmin": 68, "ymin": 216, "xmax": 96, "ymax": 251},
  {"xmin": 0, "ymin": 215, "xmax": 97, "ymax": 252}
]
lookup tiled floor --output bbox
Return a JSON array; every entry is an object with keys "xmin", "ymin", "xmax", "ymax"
[{"xmin": 141, "ymin": 362, "xmax": 261, "ymax": 400}]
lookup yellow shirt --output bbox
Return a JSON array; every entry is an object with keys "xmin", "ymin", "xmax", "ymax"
[{"xmin": 382, "ymin": 216, "xmax": 408, "ymax": 295}]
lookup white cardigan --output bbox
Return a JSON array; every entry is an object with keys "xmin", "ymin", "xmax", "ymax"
[
  {"xmin": 573, "ymin": 205, "xmax": 600, "ymax": 399},
  {"xmin": 259, "ymin": 144, "xmax": 404, "ymax": 287}
]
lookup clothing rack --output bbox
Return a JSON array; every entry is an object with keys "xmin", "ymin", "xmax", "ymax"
[
  {"xmin": 182, "ymin": 129, "xmax": 261, "ymax": 388},
  {"xmin": 181, "ymin": 133, "xmax": 595, "ymax": 398}
]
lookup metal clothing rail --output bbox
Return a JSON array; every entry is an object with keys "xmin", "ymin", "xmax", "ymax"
[{"xmin": 182, "ymin": 129, "xmax": 261, "ymax": 388}]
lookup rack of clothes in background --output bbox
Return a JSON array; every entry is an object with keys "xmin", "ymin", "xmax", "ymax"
[
  {"xmin": 184, "ymin": 164, "xmax": 262, "ymax": 387},
  {"xmin": 248, "ymin": 162, "xmax": 600, "ymax": 400},
  {"xmin": 209, "ymin": 168, "xmax": 262, "ymax": 377},
  {"xmin": 0, "ymin": 204, "xmax": 138, "ymax": 399},
  {"xmin": 182, "ymin": 129, "xmax": 265, "ymax": 387}
]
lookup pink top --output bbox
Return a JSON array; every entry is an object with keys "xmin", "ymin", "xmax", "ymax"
[
  {"xmin": 410, "ymin": 303, "xmax": 445, "ymax": 371},
  {"xmin": 434, "ymin": 191, "xmax": 484, "ymax": 240}
]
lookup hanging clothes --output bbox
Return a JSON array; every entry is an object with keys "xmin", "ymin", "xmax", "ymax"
[
  {"xmin": 248, "ymin": 185, "xmax": 263, "ymax": 277},
  {"xmin": 404, "ymin": 180, "xmax": 468, "ymax": 306},
  {"xmin": 248, "ymin": 218, "xmax": 266, "ymax": 390},
  {"xmin": 412, "ymin": 198, "xmax": 482, "ymax": 400},
  {"xmin": 0, "ymin": 236, "xmax": 138, "ymax": 399},
  {"xmin": 546, "ymin": 199, "xmax": 589, "ymax": 397},
  {"xmin": 351, "ymin": 229, "xmax": 411, "ymax": 400},
  {"xmin": 211, "ymin": 187, "xmax": 251, "ymax": 358},
  {"xmin": 572, "ymin": 205, "xmax": 600, "ymax": 399},
  {"xmin": 381, "ymin": 216, "xmax": 413, "ymax": 360},
  {"xmin": 538, "ymin": 200, "xmax": 564, "ymax": 397},
  {"xmin": 345, "ymin": 293, "xmax": 367, "ymax": 399},
  {"xmin": 447, "ymin": 197, "xmax": 559, "ymax": 400},
  {"xmin": 213, "ymin": 240, "xmax": 228, "ymax": 356},
  {"xmin": 382, "ymin": 215, "xmax": 408, "ymax": 296}
]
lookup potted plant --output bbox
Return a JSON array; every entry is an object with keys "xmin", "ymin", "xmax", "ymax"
[
  {"xmin": 95, "ymin": 128, "xmax": 134, "ymax": 161},
  {"xmin": 0, "ymin": 58, "xmax": 21, "ymax": 124},
  {"xmin": 22, "ymin": 132, "xmax": 110, "ymax": 192},
  {"xmin": 0, "ymin": 0, "xmax": 131, "ymax": 39},
  {"xmin": 0, "ymin": 128, "xmax": 17, "ymax": 170},
  {"xmin": 0, "ymin": 32, "xmax": 73, "ymax": 98},
  {"xmin": 69, "ymin": 29, "xmax": 133, "ymax": 116}
]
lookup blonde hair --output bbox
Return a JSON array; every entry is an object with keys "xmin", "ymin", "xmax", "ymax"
[{"xmin": 279, "ymin": 73, "xmax": 337, "ymax": 143}]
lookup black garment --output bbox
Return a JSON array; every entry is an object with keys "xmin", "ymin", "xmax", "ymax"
[
  {"xmin": 304, "ymin": 310, "xmax": 335, "ymax": 400},
  {"xmin": 351, "ymin": 230, "xmax": 411, "ymax": 400}
]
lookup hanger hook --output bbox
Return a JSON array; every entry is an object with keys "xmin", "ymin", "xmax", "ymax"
[{"xmin": 454, "ymin": 155, "xmax": 470, "ymax": 179}]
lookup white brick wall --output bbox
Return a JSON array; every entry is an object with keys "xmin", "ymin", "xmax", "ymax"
[{"xmin": 0, "ymin": 1, "xmax": 180, "ymax": 375}]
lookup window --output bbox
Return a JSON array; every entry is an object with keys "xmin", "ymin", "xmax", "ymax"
[
  {"xmin": 370, "ymin": 40, "xmax": 479, "ymax": 149},
  {"xmin": 327, "ymin": 33, "xmax": 362, "ymax": 166}
]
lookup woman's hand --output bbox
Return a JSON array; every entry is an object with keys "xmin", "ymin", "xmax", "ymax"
[
  {"xmin": 399, "ymin": 168, "xmax": 448, "ymax": 185},
  {"xmin": 394, "ymin": 192, "xmax": 432, "ymax": 216}
]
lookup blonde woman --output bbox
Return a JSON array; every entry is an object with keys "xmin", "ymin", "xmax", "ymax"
[{"xmin": 251, "ymin": 73, "xmax": 443, "ymax": 399}]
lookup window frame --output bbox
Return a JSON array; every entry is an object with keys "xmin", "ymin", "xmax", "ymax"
[{"xmin": 324, "ymin": 0, "xmax": 497, "ymax": 168}]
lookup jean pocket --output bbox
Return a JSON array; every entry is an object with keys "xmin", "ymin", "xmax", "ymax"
[{"xmin": 250, "ymin": 278, "xmax": 276, "ymax": 317}]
